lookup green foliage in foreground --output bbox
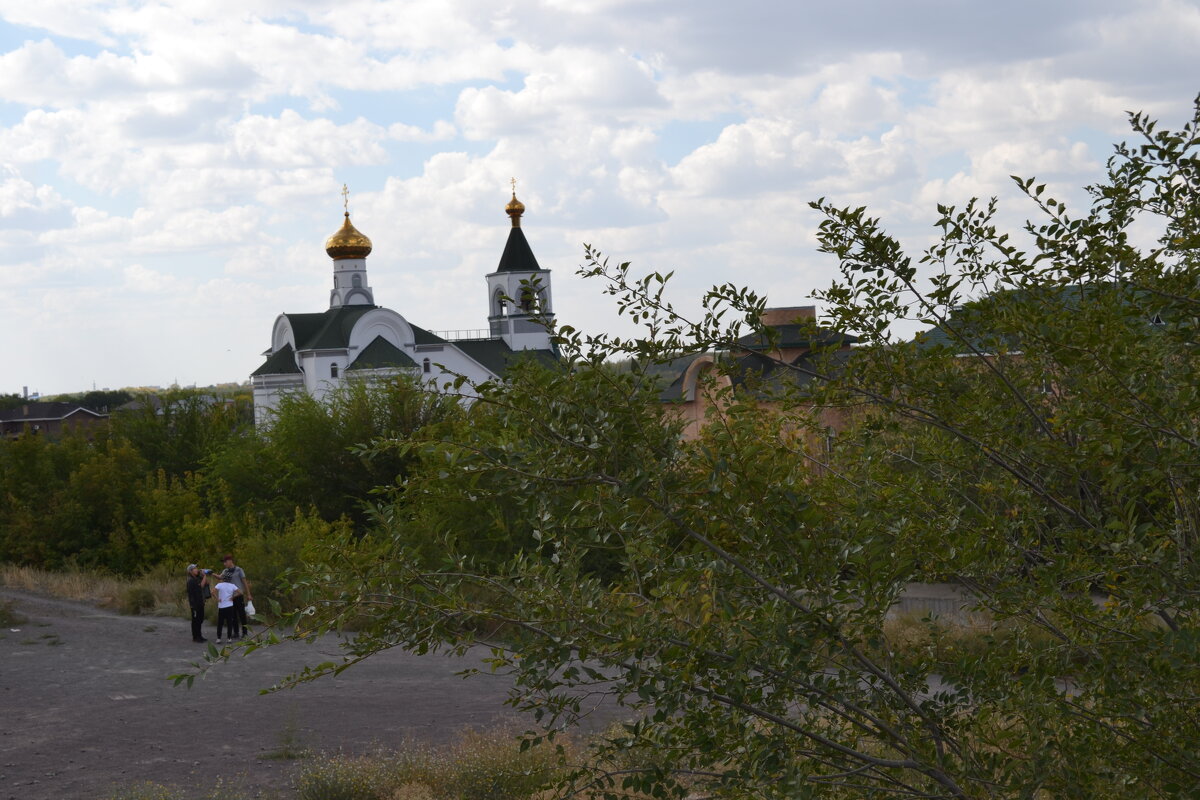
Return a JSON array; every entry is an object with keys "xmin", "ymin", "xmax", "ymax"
[{"xmin": 255, "ymin": 100, "xmax": 1200, "ymax": 799}]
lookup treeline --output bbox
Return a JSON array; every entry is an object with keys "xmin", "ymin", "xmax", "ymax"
[
  {"xmin": 0, "ymin": 389, "xmax": 135, "ymax": 411},
  {"xmin": 0, "ymin": 380, "xmax": 465, "ymax": 586}
]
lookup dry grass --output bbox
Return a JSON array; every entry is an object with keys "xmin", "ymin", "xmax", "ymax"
[
  {"xmin": 0, "ymin": 564, "xmax": 186, "ymax": 617},
  {"xmin": 296, "ymin": 724, "xmax": 573, "ymax": 800}
]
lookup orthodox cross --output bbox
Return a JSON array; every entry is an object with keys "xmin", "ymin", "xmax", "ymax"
[
  {"xmin": 511, "ymin": 177, "xmax": 517, "ymax": 195},
  {"xmin": 341, "ymin": 184, "xmax": 350, "ymax": 213}
]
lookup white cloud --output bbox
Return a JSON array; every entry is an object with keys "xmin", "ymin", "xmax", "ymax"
[{"xmin": 0, "ymin": 0, "xmax": 1196, "ymax": 393}]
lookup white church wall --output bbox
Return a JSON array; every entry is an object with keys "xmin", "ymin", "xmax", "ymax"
[
  {"xmin": 251, "ymin": 374, "xmax": 304, "ymax": 427},
  {"xmin": 271, "ymin": 315, "xmax": 297, "ymax": 352},
  {"xmin": 348, "ymin": 308, "xmax": 413, "ymax": 351},
  {"xmin": 418, "ymin": 348, "xmax": 496, "ymax": 393}
]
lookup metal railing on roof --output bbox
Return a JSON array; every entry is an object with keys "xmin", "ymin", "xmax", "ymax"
[{"xmin": 433, "ymin": 328, "xmax": 492, "ymax": 341}]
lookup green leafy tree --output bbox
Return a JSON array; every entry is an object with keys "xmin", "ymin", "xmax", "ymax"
[
  {"xmin": 113, "ymin": 389, "xmax": 251, "ymax": 479},
  {"xmin": 210, "ymin": 376, "xmax": 465, "ymax": 526},
  {"xmin": 204, "ymin": 99, "xmax": 1200, "ymax": 797}
]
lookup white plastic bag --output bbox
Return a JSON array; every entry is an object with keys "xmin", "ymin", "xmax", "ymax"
[{"xmin": 245, "ymin": 600, "xmax": 256, "ymax": 617}]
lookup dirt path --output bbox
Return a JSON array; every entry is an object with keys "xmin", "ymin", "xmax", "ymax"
[{"xmin": 0, "ymin": 589, "xmax": 621, "ymax": 800}]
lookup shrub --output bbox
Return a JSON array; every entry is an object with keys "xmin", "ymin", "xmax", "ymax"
[{"xmin": 119, "ymin": 586, "xmax": 156, "ymax": 615}]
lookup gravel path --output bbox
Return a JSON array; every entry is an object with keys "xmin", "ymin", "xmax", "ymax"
[{"xmin": 0, "ymin": 589, "xmax": 620, "ymax": 800}]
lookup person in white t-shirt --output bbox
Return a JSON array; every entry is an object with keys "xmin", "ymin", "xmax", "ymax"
[{"xmin": 213, "ymin": 573, "xmax": 242, "ymax": 644}]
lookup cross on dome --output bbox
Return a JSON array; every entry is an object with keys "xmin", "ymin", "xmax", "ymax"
[
  {"xmin": 325, "ymin": 184, "xmax": 372, "ymax": 260},
  {"xmin": 505, "ymin": 178, "xmax": 526, "ymax": 227}
]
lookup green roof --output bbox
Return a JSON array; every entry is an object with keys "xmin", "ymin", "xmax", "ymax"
[
  {"xmin": 289, "ymin": 306, "xmax": 377, "ymax": 350},
  {"xmin": 736, "ymin": 324, "xmax": 858, "ymax": 351},
  {"xmin": 454, "ymin": 338, "xmax": 515, "ymax": 375},
  {"xmin": 348, "ymin": 336, "xmax": 417, "ymax": 370},
  {"xmin": 410, "ymin": 324, "xmax": 449, "ymax": 345},
  {"xmin": 915, "ymin": 284, "xmax": 1104, "ymax": 352},
  {"xmin": 452, "ymin": 339, "xmax": 557, "ymax": 377},
  {"xmin": 251, "ymin": 343, "xmax": 301, "ymax": 376},
  {"xmin": 495, "ymin": 227, "xmax": 542, "ymax": 273}
]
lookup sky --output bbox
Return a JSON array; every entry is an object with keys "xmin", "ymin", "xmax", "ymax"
[{"xmin": 1, "ymin": 0, "xmax": 1198, "ymax": 395}]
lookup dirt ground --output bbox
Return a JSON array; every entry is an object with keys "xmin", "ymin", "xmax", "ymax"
[{"xmin": 0, "ymin": 589, "xmax": 624, "ymax": 800}]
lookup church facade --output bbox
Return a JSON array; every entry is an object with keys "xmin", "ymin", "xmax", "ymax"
[{"xmin": 250, "ymin": 192, "xmax": 556, "ymax": 425}]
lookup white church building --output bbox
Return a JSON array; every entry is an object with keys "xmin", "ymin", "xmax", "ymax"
[{"xmin": 251, "ymin": 191, "xmax": 557, "ymax": 425}]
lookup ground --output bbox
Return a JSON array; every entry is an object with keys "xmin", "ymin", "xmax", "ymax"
[{"xmin": 0, "ymin": 589, "xmax": 621, "ymax": 800}]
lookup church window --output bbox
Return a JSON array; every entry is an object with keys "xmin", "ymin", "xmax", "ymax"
[
  {"xmin": 352, "ymin": 273, "xmax": 362, "ymax": 288},
  {"xmin": 519, "ymin": 286, "xmax": 536, "ymax": 312},
  {"xmin": 422, "ymin": 357, "xmax": 431, "ymax": 374},
  {"xmin": 330, "ymin": 364, "xmax": 339, "ymax": 379}
]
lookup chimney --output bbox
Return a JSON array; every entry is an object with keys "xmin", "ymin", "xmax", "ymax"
[
  {"xmin": 22, "ymin": 405, "xmax": 29, "ymax": 416},
  {"xmin": 761, "ymin": 306, "xmax": 816, "ymax": 326}
]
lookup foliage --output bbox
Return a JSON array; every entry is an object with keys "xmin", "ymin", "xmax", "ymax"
[
  {"xmin": 207, "ymin": 376, "xmax": 464, "ymax": 525},
  {"xmin": 260, "ymin": 100, "xmax": 1200, "ymax": 799},
  {"xmin": 0, "ymin": 378, "xmax": 461, "ymax": 585},
  {"xmin": 45, "ymin": 388, "xmax": 134, "ymax": 411},
  {"xmin": 112, "ymin": 389, "xmax": 252, "ymax": 479}
]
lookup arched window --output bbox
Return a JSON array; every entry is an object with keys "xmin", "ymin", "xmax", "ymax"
[
  {"xmin": 519, "ymin": 286, "xmax": 536, "ymax": 313},
  {"xmin": 352, "ymin": 273, "xmax": 362, "ymax": 288},
  {"xmin": 493, "ymin": 288, "xmax": 508, "ymax": 317},
  {"xmin": 422, "ymin": 358, "xmax": 431, "ymax": 374},
  {"xmin": 330, "ymin": 363, "xmax": 339, "ymax": 379}
]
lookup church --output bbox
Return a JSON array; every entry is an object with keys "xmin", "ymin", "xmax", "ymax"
[{"xmin": 250, "ymin": 189, "xmax": 557, "ymax": 425}]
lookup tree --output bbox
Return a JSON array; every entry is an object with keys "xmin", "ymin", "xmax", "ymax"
[
  {"xmin": 206, "ymin": 376, "xmax": 466, "ymax": 526},
  {"xmin": 250, "ymin": 100, "xmax": 1200, "ymax": 799}
]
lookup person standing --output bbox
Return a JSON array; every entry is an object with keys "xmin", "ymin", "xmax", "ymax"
[
  {"xmin": 213, "ymin": 573, "xmax": 241, "ymax": 644},
  {"xmin": 220, "ymin": 554, "xmax": 253, "ymax": 638},
  {"xmin": 185, "ymin": 564, "xmax": 209, "ymax": 643}
]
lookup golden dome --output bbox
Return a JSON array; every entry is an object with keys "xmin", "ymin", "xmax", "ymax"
[
  {"xmin": 325, "ymin": 212, "xmax": 373, "ymax": 260},
  {"xmin": 505, "ymin": 191, "xmax": 525, "ymax": 227}
]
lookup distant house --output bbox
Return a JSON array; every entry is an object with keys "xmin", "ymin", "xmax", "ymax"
[
  {"xmin": 661, "ymin": 306, "xmax": 857, "ymax": 440},
  {"xmin": 0, "ymin": 403, "xmax": 108, "ymax": 439}
]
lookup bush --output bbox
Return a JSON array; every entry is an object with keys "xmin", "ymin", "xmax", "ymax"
[{"xmin": 119, "ymin": 586, "xmax": 156, "ymax": 615}]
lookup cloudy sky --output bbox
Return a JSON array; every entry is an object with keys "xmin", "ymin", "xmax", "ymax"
[{"xmin": 1, "ymin": 0, "xmax": 1198, "ymax": 395}]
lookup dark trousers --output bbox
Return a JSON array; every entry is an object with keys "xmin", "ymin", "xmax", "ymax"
[
  {"xmin": 217, "ymin": 606, "xmax": 240, "ymax": 639},
  {"xmin": 190, "ymin": 605, "xmax": 205, "ymax": 641},
  {"xmin": 233, "ymin": 595, "xmax": 248, "ymax": 629}
]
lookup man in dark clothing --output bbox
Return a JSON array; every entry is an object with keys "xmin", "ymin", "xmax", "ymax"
[
  {"xmin": 221, "ymin": 554, "xmax": 253, "ymax": 638},
  {"xmin": 186, "ymin": 564, "xmax": 209, "ymax": 643}
]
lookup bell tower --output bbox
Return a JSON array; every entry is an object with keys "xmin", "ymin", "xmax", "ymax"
[{"xmin": 486, "ymin": 181, "xmax": 554, "ymax": 351}]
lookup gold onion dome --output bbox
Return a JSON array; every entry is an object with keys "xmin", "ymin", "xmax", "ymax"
[
  {"xmin": 505, "ymin": 191, "xmax": 525, "ymax": 227},
  {"xmin": 325, "ymin": 212, "xmax": 373, "ymax": 260}
]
